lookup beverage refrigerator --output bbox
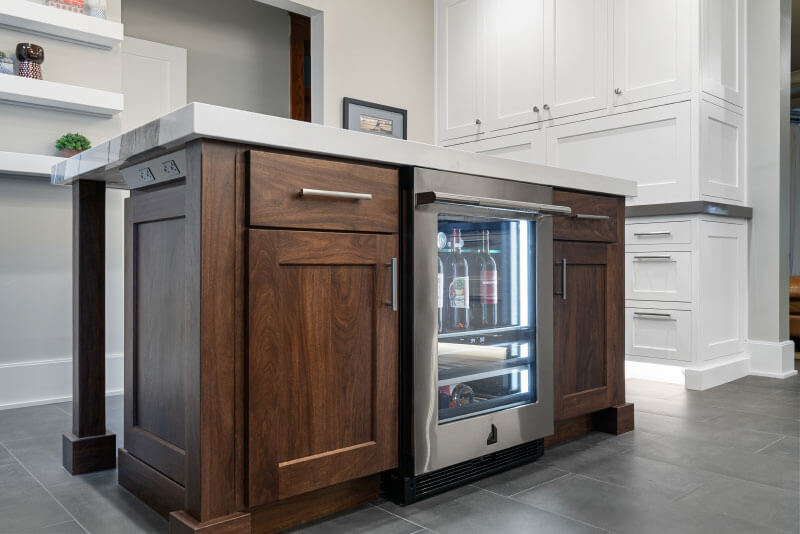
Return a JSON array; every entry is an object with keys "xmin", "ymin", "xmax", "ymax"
[{"xmin": 387, "ymin": 168, "xmax": 571, "ymax": 503}]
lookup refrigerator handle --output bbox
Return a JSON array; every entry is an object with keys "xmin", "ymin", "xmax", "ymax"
[
  {"xmin": 562, "ymin": 258, "xmax": 567, "ymax": 300},
  {"xmin": 415, "ymin": 191, "xmax": 572, "ymax": 217}
]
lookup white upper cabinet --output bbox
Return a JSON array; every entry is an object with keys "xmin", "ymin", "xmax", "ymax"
[
  {"xmin": 612, "ymin": 0, "xmax": 691, "ymax": 105},
  {"xmin": 542, "ymin": 0, "xmax": 609, "ymax": 119},
  {"xmin": 484, "ymin": 0, "xmax": 544, "ymax": 132},
  {"xmin": 437, "ymin": 0, "xmax": 483, "ymax": 141},
  {"xmin": 701, "ymin": 0, "xmax": 744, "ymax": 107}
]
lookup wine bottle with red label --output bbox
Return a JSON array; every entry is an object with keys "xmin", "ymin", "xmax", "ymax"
[
  {"xmin": 446, "ymin": 228, "xmax": 469, "ymax": 330},
  {"xmin": 479, "ymin": 229, "xmax": 498, "ymax": 328}
]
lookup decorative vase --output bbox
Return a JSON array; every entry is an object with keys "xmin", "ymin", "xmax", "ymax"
[
  {"xmin": 60, "ymin": 148, "xmax": 85, "ymax": 158},
  {"xmin": 45, "ymin": 0, "xmax": 85, "ymax": 14},
  {"xmin": 16, "ymin": 43, "xmax": 44, "ymax": 80},
  {"xmin": 0, "ymin": 57, "xmax": 13, "ymax": 76}
]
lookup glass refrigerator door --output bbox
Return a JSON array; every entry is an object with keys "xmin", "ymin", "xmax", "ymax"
[{"xmin": 436, "ymin": 214, "xmax": 537, "ymax": 424}]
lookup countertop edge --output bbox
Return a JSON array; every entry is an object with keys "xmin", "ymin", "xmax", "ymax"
[{"xmin": 626, "ymin": 201, "xmax": 753, "ymax": 220}]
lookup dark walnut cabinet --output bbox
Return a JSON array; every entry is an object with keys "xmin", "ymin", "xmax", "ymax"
[
  {"xmin": 548, "ymin": 190, "xmax": 633, "ymax": 445},
  {"xmin": 120, "ymin": 141, "xmax": 399, "ymax": 534}
]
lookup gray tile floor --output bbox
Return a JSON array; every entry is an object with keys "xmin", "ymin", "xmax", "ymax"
[{"xmin": 0, "ymin": 364, "xmax": 798, "ymax": 534}]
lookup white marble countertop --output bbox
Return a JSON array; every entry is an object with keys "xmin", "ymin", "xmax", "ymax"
[{"xmin": 51, "ymin": 102, "xmax": 637, "ymax": 197}]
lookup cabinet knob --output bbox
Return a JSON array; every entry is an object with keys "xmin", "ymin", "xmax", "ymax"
[
  {"xmin": 475, "ymin": 118, "xmax": 482, "ymax": 125},
  {"xmin": 614, "ymin": 88, "xmax": 623, "ymax": 95},
  {"xmin": 543, "ymin": 104, "xmax": 550, "ymax": 111},
  {"xmin": 532, "ymin": 105, "xmax": 540, "ymax": 113}
]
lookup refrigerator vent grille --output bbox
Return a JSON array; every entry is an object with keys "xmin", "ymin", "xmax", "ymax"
[{"xmin": 413, "ymin": 439, "xmax": 544, "ymax": 498}]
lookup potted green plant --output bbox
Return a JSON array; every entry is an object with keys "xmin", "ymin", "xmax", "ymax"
[
  {"xmin": 0, "ymin": 52, "xmax": 14, "ymax": 76},
  {"xmin": 56, "ymin": 133, "xmax": 91, "ymax": 158}
]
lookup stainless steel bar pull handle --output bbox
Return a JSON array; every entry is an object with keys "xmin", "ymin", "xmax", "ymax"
[
  {"xmin": 634, "ymin": 312, "xmax": 673, "ymax": 319},
  {"xmin": 633, "ymin": 231, "xmax": 671, "ymax": 236},
  {"xmin": 385, "ymin": 258, "xmax": 398, "ymax": 311},
  {"xmin": 633, "ymin": 255, "xmax": 672, "ymax": 261},
  {"xmin": 300, "ymin": 188, "xmax": 373, "ymax": 201},
  {"xmin": 416, "ymin": 191, "xmax": 572, "ymax": 217},
  {"xmin": 575, "ymin": 213, "xmax": 611, "ymax": 220},
  {"xmin": 562, "ymin": 258, "xmax": 567, "ymax": 300}
]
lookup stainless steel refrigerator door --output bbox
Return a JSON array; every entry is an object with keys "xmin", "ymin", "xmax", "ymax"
[{"xmin": 412, "ymin": 173, "xmax": 555, "ymax": 476}]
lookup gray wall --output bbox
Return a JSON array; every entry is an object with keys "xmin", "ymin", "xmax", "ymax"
[{"xmin": 122, "ymin": 0, "xmax": 290, "ymax": 117}]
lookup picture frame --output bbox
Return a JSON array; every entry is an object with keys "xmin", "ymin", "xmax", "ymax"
[{"xmin": 343, "ymin": 97, "xmax": 407, "ymax": 140}]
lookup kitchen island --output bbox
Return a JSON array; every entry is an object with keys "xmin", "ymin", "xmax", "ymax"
[{"xmin": 53, "ymin": 103, "xmax": 636, "ymax": 534}]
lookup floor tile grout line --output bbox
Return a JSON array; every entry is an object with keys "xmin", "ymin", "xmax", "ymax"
[
  {"xmin": 753, "ymin": 435, "xmax": 787, "ymax": 454},
  {"xmin": 54, "ymin": 403, "xmax": 72, "ymax": 417},
  {"xmin": 504, "ymin": 472, "xmax": 573, "ymax": 498},
  {"xmin": 0, "ymin": 441, "xmax": 91, "ymax": 534},
  {"xmin": 509, "ymin": 494, "xmax": 611, "ymax": 532},
  {"xmin": 369, "ymin": 502, "xmax": 433, "ymax": 533}
]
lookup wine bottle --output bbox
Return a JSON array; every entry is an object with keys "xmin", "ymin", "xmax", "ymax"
[
  {"xmin": 479, "ymin": 230, "xmax": 498, "ymax": 328},
  {"xmin": 437, "ymin": 254, "xmax": 444, "ymax": 333},
  {"xmin": 446, "ymin": 228, "xmax": 470, "ymax": 330}
]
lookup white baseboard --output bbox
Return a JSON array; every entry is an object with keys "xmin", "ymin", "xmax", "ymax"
[
  {"xmin": 747, "ymin": 340, "xmax": 798, "ymax": 378},
  {"xmin": 0, "ymin": 353, "xmax": 123, "ymax": 411},
  {"xmin": 684, "ymin": 354, "xmax": 750, "ymax": 390}
]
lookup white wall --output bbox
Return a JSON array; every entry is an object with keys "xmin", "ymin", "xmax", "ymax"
[
  {"xmin": 122, "ymin": 0, "xmax": 291, "ymax": 117},
  {"xmin": 746, "ymin": 0, "xmax": 796, "ymax": 376},
  {"xmin": 267, "ymin": 0, "xmax": 436, "ymax": 143}
]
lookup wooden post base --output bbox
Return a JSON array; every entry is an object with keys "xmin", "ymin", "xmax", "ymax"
[
  {"xmin": 592, "ymin": 403, "xmax": 635, "ymax": 435},
  {"xmin": 62, "ymin": 431, "xmax": 116, "ymax": 475},
  {"xmin": 169, "ymin": 511, "xmax": 251, "ymax": 534}
]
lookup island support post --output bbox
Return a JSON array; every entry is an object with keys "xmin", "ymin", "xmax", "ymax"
[{"xmin": 62, "ymin": 179, "xmax": 117, "ymax": 474}]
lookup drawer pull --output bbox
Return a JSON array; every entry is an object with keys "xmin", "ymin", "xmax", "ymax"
[
  {"xmin": 384, "ymin": 258, "xmax": 398, "ymax": 312},
  {"xmin": 634, "ymin": 312, "xmax": 673, "ymax": 319},
  {"xmin": 633, "ymin": 231, "xmax": 672, "ymax": 236},
  {"xmin": 633, "ymin": 255, "xmax": 672, "ymax": 261},
  {"xmin": 300, "ymin": 188, "xmax": 373, "ymax": 201},
  {"xmin": 575, "ymin": 213, "xmax": 611, "ymax": 221}
]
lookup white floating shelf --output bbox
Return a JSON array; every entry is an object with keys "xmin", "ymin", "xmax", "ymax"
[
  {"xmin": 0, "ymin": 151, "xmax": 64, "ymax": 178},
  {"xmin": 0, "ymin": 0, "xmax": 123, "ymax": 49},
  {"xmin": 0, "ymin": 74, "xmax": 124, "ymax": 116}
]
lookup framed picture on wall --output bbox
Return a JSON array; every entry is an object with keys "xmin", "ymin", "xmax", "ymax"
[{"xmin": 343, "ymin": 97, "xmax": 407, "ymax": 140}]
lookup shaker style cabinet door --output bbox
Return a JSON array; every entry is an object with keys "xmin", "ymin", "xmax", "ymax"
[
  {"xmin": 437, "ymin": 0, "xmax": 483, "ymax": 141},
  {"xmin": 542, "ymin": 0, "xmax": 609, "ymax": 119},
  {"xmin": 612, "ymin": 0, "xmax": 691, "ymax": 105},
  {"xmin": 553, "ymin": 240, "xmax": 623, "ymax": 420},
  {"xmin": 701, "ymin": 0, "xmax": 744, "ymax": 107},
  {"xmin": 484, "ymin": 0, "xmax": 544, "ymax": 131},
  {"xmin": 247, "ymin": 229, "xmax": 398, "ymax": 506}
]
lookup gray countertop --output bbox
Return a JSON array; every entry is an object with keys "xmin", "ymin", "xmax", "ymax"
[
  {"xmin": 51, "ymin": 103, "xmax": 637, "ymax": 198},
  {"xmin": 626, "ymin": 201, "xmax": 753, "ymax": 219}
]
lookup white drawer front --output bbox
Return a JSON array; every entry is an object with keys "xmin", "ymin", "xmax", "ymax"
[
  {"xmin": 626, "ymin": 308, "xmax": 692, "ymax": 361},
  {"xmin": 626, "ymin": 251, "xmax": 692, "ymax": 302},
  {"xmin": 625, "ymin": 220, "xmax": 692, "ymax": 245}
]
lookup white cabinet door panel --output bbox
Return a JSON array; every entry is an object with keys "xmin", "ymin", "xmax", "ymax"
[
  {"xmin": 449, "ymin": 130, "xmax": 546, "ymax": 164},
  {"xmin": 485, "ymin": 0, "xmax": 544, "ymax": 131},
  {"xmin": 546, "ymin": 102, "xmax": 691, "ymax": 205},
  {"xmin": 701, "ymin": 0, "xmax": 744, "ymax": 107},
  {"xmin": 543, "ymin": 0, "xmax": 608, "ymax": 119},
  {"xmin": 438, "ymin": 0, "xmax": 482, "ymax": 141},
  {"xmin": 700, "ymin": 101, "xmax": 744, "ymax": 202},
  {"xmin": 699, "ymin": 220, "xmax": 746, "ymax": 360},
  {"xmin": 625, "ymin": 251, "xmax": 692, "ymax": 302},
  {"xmin": 626, "ymin": 307, "xmax": 693, "ymax": 362},
  {"xmin": 612, "ymin": 0, "xmax": 691, "ymax": 104}
]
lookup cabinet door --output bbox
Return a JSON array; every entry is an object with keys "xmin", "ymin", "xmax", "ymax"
[
  {"xmin": 438, "ymin": 0, "xmax": 483, "ymax": 141},
  {"xmin": 612, "ymin": 0, "xmax": 691, "ymax": 105},
  {"xmin": 553, "ymin": 241, "xmax": 623, "ymax": 420},
  {"xmin": 700, "ymin": 101, "xmax": 745, "ymax": 202},
  {"xmin": 546, "ymin": 102, "xmax": 692, "ymax": 205},
  {"xmin": 484, "ymin": 0, "xmax": 544, "ymax": 131},
  {"xmin": 701, "ymin": 0, "xmax": 744, "ymax": 107},
  {"xmin": 448, "ymin": 129, "xmax": 546, "ymax": 164},
  {"xmin": 543, "ymin": 0, "xmax": 608, "ymax": 119},
  {"xmin": 248, "ymin": 229, "xmax": 398, "ymax": 506}
]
